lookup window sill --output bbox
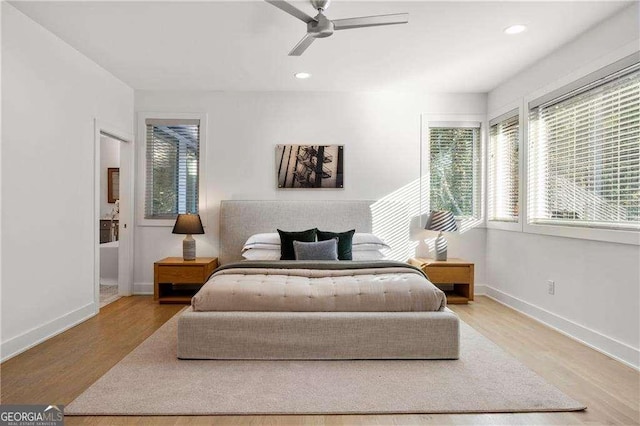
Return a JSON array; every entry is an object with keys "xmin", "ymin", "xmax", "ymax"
[
  {"xmin": 522, "ymin": 222, "xmax": 639, "ymax": 246},
  {"xmin": 137, "ymin": 218, "xmax": 177, "ymax": 227},
  {"xmin": 137, "ymin": 216, "xmax": 209, "ymax": 228},
  {"xmin": 487, "ymin": 220, "xmax": 522, "ymax": 232}
]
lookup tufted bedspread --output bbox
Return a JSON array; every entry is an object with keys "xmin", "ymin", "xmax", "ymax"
[{"xmin": 191, "ymin": 261, "xmax": 447, "ymax": 312}]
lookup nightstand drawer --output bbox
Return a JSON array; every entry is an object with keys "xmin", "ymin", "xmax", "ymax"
[
  {"xmin": 154, "ymin": 257, "xmax": 218, "ymax": 303},
  {"xmin": 409, "ymin": 257, "xmax": 474, "ymax": 304},
  {"xmin": 157, "ymin": 266, "xmax": 204, "ymax": 284},
  {"xmin": 423, "ymin": 266, "xmax": 470, "ymax": 284}
]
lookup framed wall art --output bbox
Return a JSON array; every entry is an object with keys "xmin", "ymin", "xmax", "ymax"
[
  {"xmin": 276, "ymin": 145, "xmax": 344, "ymax": 189},
  {"xmin": 107, "ymin": 167, "xmax": 120, "ymax": 203}
]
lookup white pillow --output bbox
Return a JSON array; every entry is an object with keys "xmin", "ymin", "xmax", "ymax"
[
  {"xmin": 352, "ymin": 250, "xmax": 385, "ymax": 261},
  {"xmin": 243, "ymin": 248, "xmax": 384, "ymax": 261},
  {"xmin": 353, "ymin": 233, "xmax": 390, "ymax": 249},
  {"xmin": 241, "ymin": 232, "xmax": 391, "ymax": 254},
  {"xmin": 242, "ymin": 243, "xmax": 281, "ymax": 252},
  {"xmin": 245, "ymin": 233, "xmax": 280, "ymax": 245},
  {"xmin": 242, "ymin": 233, "xmax": 280, "ymax": 252},
  {"xmin": 242, "ymin": 248, "xmax": 384, "ymax": 261},
  {"xmin": 352, "ymin": 243, "xmax": 392, "ymax": 252},
  {"xmin": 242, "ymin": 249, "xmax": 281, "ymax": 261}
]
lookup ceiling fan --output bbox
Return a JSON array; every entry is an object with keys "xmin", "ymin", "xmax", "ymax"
[{"xmin": 265, "ymin": 0, "xmax": 409, "ymax": 56}]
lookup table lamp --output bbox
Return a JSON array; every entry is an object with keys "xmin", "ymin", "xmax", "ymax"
[
  {"xmin": 425, "ymin": 211, "xmax": 457, "ymax": 261},
  {"xmin": 172, "ymin": 214, "xmax": 205, "ymax": 261}
]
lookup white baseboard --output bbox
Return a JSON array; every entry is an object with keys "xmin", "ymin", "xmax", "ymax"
[
  {"xmin": 1, "ymin": 302, "xmax": 96, "ymax": 362},
  {"xmin": 134, "ymin": 282, "xmax": 153, "ymax": 295},
  {"xmin": 483, "ymin": 286, "xmax": 639, "ymax": 371}
]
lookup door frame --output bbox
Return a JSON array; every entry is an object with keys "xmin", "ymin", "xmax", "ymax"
[{"xmin": 94, "ymin": 119, "xmax": 135, "ymax": 311}]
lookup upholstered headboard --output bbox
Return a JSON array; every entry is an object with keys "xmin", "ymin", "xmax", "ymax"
[{"xmin": 219, "ymin": 200, "xmax": 374, "ymax": 265}]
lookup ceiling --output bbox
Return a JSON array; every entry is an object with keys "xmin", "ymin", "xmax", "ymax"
[{"xmin": 10, "ymin": 1, "xmax": 633, "ymax": 92}]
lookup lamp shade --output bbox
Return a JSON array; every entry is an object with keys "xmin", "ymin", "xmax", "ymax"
[
  {"xmin": 172, "ymin": 214, "xmax": 205, "ymax": 235},
  {"xmin": 425, "ymin": 211, "xmax": 458, "ymax": 232}
]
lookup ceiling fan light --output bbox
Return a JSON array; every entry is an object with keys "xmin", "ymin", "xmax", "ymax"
[
  {"xmin": 504, "ymin": 24, "xmax": 527, "ymax": 35},
  {"xmin": 294, "ymin": 72, "xmax": 312, "ymax": 79}
]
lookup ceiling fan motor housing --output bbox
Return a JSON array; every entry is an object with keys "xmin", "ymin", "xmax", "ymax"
[
  {"xmin": 308, "ymin": 14, "xmax": 334, "ymax": 38},
  {"xmin": 310, "ymin": 0, "xmax": 331, "ymax": 11}
]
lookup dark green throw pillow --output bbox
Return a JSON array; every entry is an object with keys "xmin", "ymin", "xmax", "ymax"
[
  {"xmin": 317, "ymin": 229, "xmax": 355, "ymax": 260},
  {"xmin": 277, "ymin": 228, "xmax": 318, "ymax": 260}
]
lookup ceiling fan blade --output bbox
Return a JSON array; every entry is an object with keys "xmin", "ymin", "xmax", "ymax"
[
  {"xmin": 264, "ymin": 0, "xmax": 316, "ymax": 23},
  {"xmin": 332, "ymin": 13, "xmax": 409, "ymax": 31},
  {"xmin": 288, "ymin": 34, "xmax": 316, "ymax": 56}
]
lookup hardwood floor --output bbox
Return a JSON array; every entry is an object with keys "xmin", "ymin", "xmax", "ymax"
[{"xmin": 1, "ymin": 296, "xmax": 638, "ymax": 425}]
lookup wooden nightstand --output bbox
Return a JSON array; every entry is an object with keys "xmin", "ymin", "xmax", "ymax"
[
  {"xmin": 154, "ymin": 257, "xmax": 218, "ymax": 304},
  {"xmin": 409, "ymin": 257, "xmax": 474, "ymax": 304}
]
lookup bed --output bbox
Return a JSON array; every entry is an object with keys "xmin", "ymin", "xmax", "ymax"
[{"xmin": 177, "ymin": 200, "xmax": 460, "ymax": 360}]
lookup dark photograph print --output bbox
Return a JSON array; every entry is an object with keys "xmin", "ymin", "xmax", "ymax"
[{"xmin": 277, "ymin": 145, "xmax": 344, "ymax": 189}]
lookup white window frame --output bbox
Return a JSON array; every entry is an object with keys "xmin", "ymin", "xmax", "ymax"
[
  {"xmin": 487, "ymin": 101, "xmax": 524, "ymax": 232},
  {"xmin": 421, "ymin": 114, "xmax": 486, "ymax": 230},
  {"xmin": 522, "ymin": 51, "xmax": 640, "ymax": 245},
  {"xmin": 137, "ymin": 112, "xmax": 208, "ymax": 227}
]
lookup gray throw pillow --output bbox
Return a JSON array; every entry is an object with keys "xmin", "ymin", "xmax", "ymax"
[{"xmin": 293, "ymin": 238, "xmax": 338, "ymax": 261}]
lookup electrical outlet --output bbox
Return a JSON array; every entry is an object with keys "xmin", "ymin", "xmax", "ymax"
[{"xmin": 547, "ymin": 280, "xmax": 555, "ymax": 295}]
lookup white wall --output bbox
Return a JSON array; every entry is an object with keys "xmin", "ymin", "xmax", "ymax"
[
  {"xmin": 100, "ymin": 136, "xmax": 120, "ymax": 218},
  {"xmin": 1, "ymin": 4, "xmax": 134, "ymax": 360},
  {"xmin": 486, "ymin": 4, "xmax": 640, "ymax": 368},
  {"xmin": 134, "ymin": 91, "xmax": 487, "ymax": 291},
  {"xmin": 0, "ymin": 2, "xmax": 4, "ymax": 348}
]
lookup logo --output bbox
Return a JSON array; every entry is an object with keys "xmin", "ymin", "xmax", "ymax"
[{"xmin": 0, "ymin": 404, "xmax": 64, "ymax": 426}]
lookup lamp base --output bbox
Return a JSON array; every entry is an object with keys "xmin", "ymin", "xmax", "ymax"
[
  {"xmin": 183, "ymin": 235, "xmax": 196, "ymax": 261},
  {"xmin": 434, "ymin": 232, "xmax": 448, "ymax": 261}
]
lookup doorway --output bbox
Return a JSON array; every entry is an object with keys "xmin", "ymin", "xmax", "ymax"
[
  {"xmin": 99, "ymin": 135, "xmax": 121, "ymax": 307},
  {"xmin": 94, "ymin": 120, "xmax": 134, "ymax": 311}
]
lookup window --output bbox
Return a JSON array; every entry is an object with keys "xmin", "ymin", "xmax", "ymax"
[
  {"xmin": 145, "ymin": 118, "xmax": 200, "ymax": 219},
  {"xmin": 428, "ymin": 123, "xmax": 481, "ymax": 218},
  {"xmin": 528, "ymin": 58, "xmax": 640, "ymax": 230},
  {"xmin": 488, "ymin": 111, "xmax": 519, "ymax": 222}
]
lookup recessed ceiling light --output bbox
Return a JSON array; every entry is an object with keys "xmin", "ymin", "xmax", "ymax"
[
  {"xmin": 294, "ymin": 72, "xmax": 312, "ymax": 79},
  {"xmin": 504, "ymin": 24, "xmax": 527, "ymax": 35}
]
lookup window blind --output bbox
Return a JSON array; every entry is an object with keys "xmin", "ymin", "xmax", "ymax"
[
  {"xmin": 429, "ymin": 124, "xmax": 481, "ymax": 218},
  {"xmin": 145, "ymin": 119, "xmax": 200, "ymax": 219},
  {"xmin": 488, "ymin": 112, "xmax": 519, "ymax": 222},
  {"xmin": 528, "ymin": 65, "xmax": 640, "ymax": 230}
]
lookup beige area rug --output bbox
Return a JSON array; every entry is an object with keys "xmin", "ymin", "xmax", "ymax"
[{"xmin": 66, "ymin": 312, "xmax": 586, "ymax": 415}]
